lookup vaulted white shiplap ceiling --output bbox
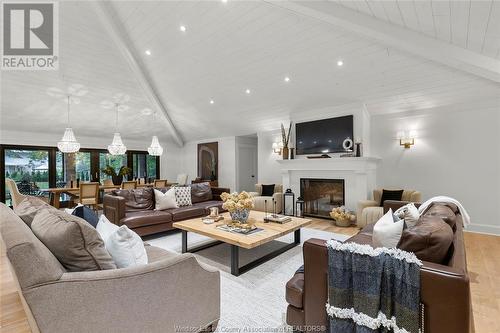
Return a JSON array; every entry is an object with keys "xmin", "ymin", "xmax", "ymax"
[
  {"xmin": 1, "ymin": 0, "xmax": 499, "ymax": 146},
  {"xmin": 334, "ymin": 0, "xmax": 500, "ymax": 59}
]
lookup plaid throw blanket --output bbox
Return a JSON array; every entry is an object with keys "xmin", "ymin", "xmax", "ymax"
[{"xmin": 326, "ymin": 240, "xmax": 422, "ymax": 333}]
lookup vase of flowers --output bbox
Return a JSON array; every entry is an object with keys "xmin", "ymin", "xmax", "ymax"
[
  {"xmin": 330, "ymin": 206, "xmax": 356, "ymax": 227},
  {"xmin": 221, "ymin": 191, "xmax": 254, "ymax": 223}
]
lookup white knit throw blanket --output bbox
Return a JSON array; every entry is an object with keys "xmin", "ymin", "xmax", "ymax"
[{"xmin": 418, "ymin": 196, "xmax": 470, "ymax": 227}]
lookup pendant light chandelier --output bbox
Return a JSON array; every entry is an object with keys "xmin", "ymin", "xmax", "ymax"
[
  {"xmin": 146, "ymin": 110, "xmax": 163, "ymax": 156},
  {"xmin": 48, "ymin": 84, "xmax": 87, "ymax": 154},
  {"xmin": 57, "ymin": 95, "xmax": 81, "ymax": 153},
  {"xmin": 107, "ymin": 102, "xmax": 127, "ymax": 155}
]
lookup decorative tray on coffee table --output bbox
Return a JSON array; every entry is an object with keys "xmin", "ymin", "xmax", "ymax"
[{"xmin": 216, "ymin": 221, "xmax": 263, "ymax": 235}]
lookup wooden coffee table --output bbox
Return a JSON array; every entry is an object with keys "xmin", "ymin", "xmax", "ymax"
[{"xmin": 173, "ymin": 211, "xmax": 312, "ymax": 276}]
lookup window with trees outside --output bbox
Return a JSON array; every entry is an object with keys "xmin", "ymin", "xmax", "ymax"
[
  {"xmin": 4, "ymin": 149, "xmax": 50, "ymax": 206},
  {"xmin": 1, "ymin": 145, "xmax": 161, "ymax": 206}
]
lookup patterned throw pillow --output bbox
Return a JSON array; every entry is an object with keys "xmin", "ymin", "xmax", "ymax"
[{"xmin": 174, "ymin": 186, "xmax": 192, "ymax": 206}]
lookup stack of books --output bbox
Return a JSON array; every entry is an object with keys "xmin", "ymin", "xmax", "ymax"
[{"xmin": 264, "ymin": 214, "xmax": 292, "ymax": 224}]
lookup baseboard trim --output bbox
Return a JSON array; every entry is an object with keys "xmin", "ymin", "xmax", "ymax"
[{"xmin": 465, "ymin": 224, "xmax": 500, "ymax": 236}]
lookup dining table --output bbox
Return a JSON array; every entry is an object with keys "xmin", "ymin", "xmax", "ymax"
[{"xmin": 42, "ymin": 182, "xmax": 162, "ymax": 208}]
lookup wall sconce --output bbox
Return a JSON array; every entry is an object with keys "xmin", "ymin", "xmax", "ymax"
[
  {"xmin": 272, "ymin": 141, "xmax": 283, "ymax": 154},
  {"xmin": 397, "ymin": 130, "xmax": 416, "ymax": 149}
]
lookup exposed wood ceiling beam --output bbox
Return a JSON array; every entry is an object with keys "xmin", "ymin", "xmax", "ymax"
[
  {"xmin": 91, "ymin": 1, "xmax": 184, "ymax": 147},
  {"xmin": 267, "ymin": 1, "xmax": 500, "ymax": 83}
]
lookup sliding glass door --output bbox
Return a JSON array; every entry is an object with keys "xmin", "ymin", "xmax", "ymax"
[
  {"xmin": 131, "ymin": 152, "xmax": 159, "ymax": 181},
  {"xmin": 1, "ymin": 145, "xmax": 161, "ymax": 205},
  {"xmin": 99, "ymin": 153, "xmax": 128, "ymax": 184},
  {"xmin": 3, "ymin": 148, "xmax": 50, "ymax": 206}
]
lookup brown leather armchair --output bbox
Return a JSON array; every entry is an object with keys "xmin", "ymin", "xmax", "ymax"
[{"xmin": 286, "ymin": 201, "xmax": 473, "ymax": 333}]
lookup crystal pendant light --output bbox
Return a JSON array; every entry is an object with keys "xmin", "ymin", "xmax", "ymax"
[
  {"xmin": 108, "ymin": 103, "xmax": 127, "ymax": 155},
  {"xmin": 147, "ymin": 110, "xmax": 164, "ymax": 156},
  {"xmin": 148, "ymin": 135, "xmax": 163, "ymax": 156},
  {"xmin": 57, "ymin": 96, "xmax": 81, "ymax": 153}
]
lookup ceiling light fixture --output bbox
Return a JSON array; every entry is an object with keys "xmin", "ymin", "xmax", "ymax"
[
  {"xmin": 107, "ymin": 101, "xmax": 128, "ymax": 155},
  {"xmin": 221, "ymin": 0, "xmax": 228, "ymax": 3},
  {"xmin": 180, "ymin": 25, "xmax": 186, "ymax": 32},
  {"xmin": 210, "ymin": 99, "xmax": 215, "ymax": 104},
  {"xmin": 337, "ymin": 60, "xmax": 344, "ymax": 66},
  {"xmin": 245, "ymin": 89, "xmax": 251, "ymax": 94},
  {"xmin": 284, "ymin": 76, "xmax": 290, "ymax": 82},
  {"xmin": 57, "ymin": 95, "xmax": 81, "ymax": 153},
  {"xmin": 145, "ymin": 49, "xmax": 151, "ymax": 56},
  {"xmin": 147, "ymin": 111, "xmax": 163, "ymax": 156}
]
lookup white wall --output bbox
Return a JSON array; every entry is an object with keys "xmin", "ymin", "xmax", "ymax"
[
  {"xmin": 179, "ymin": 136, "xmax": 237, "ymax": 191},
  {"xmin": 371, "ymin": 102, "xmax": 500, "ymax": 235},
  {"xmin": 1, "ymin": 129, "xmax": 181, "ymax": 180}
]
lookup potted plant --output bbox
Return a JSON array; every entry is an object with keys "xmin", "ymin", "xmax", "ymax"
[
  {"xmin": 102, "ymin": 165, "xmax": 132, "ymax": 185},
  {"xmin": 220, "ymin": 191, "xmax": 254, "ymax": 223},
  {"xmin": 281, "ymin": 121, "xmax": 292, "ymax": 160}
]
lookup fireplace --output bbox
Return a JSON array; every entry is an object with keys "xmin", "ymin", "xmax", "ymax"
[{"xmin": 300, "ymin": 178, "xmax": 345, "ymax": 218}]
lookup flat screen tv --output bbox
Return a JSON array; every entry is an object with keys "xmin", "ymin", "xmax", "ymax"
[{"xmin": 295, "ymin": 115, "xmax": 354, "ymax": 155}]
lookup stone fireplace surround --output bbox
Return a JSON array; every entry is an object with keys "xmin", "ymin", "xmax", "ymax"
[{"xmin": 276, "ymin": 157, "xmax": 380, "ymax": 213}]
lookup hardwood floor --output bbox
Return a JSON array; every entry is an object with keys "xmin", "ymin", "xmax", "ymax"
[{"xmin": 1, "ymin": 218, "xmax": 499, "ymax": 333}]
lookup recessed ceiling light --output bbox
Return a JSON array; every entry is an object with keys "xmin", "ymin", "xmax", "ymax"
[
  {"xmin": 210, "ymin": 99, "xmax": 214, "ymax": 104},
  {"xmin": 179, "ymin": 25, "xmax": 186, "ymax": 32},
  {"xmin": 245, "ymin": 89, "xmax": 251, "ymax": 94},
  {"xmin": 145, "ymin": 50, "xmax": 151, "ymax": 56},
  {"xmin": 221, "ymin": 0, "xmax": 228, "ymax": 3},
  {"xmin": 284, "ymin": 76, "xmax": 290, "ymax": 82},
  {"xmin": 337, "ymin": 60, "xmax": 343, "ymax": 66}
]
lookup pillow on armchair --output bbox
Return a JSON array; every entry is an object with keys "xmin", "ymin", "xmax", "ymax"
[
  {"xmin": 379, "ymin": 189, "xmax": 404, "ymax": 207},
  {"xmin": 261, "ymin": 184, "xmax": 275, "ymax": 196}
]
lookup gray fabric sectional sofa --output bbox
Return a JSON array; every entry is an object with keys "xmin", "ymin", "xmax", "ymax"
[{"xmin": 0, "ymin": 202, "xmax": 220, "ymax": 333}]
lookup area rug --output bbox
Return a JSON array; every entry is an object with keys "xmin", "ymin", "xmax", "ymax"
[{"xmin": 145, "ymin": 228, "xmax": 349, "ymax": 331}]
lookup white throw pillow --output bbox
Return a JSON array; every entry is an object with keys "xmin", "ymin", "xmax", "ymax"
[
  {"xmin": 174, "ymin": 186, "xmax": 192, "ymax": 206},
  {"xmin": 154, "ymin": 188, "xmax": 178, "ymax": 210},
  {"xmin": 394, "ymin": 203, "xmax": 420, "ymax": 227},
  {"xmin": 96, "ymin": 215, "xmax": 147, "ymax": 268},
  {"xmin": 105, "ymin": 225, "xmax": 148, "ymax": 268},
  {"xmin": 372, "ymin": 209, "xmax": 404, "ymax": 248},
  {"xmin": 96, "ymin": 214, "xmax": 119, "ymax": 243}
]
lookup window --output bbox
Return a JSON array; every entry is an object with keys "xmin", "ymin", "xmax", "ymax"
[
  {"xmin": 147, "ymin": 155, "xmax": 158, "ymax": 180},
  {"xmin": 131, "ymin": 153, "xmax": 158, "ymax": 181},
  {"xmin": 1, "ymin": 145, "xmax": 159, "ymax": 205},
  {"xmin": 56, "ymin": 151, "xmax": 92, "ymax": 187},
  {"xmin": 4, "ymin": 149, "xmax": 50, "ymax": 205},
  {"xmin": 99, "ymin": 153, "xmax": 128, "ymax": 184}
]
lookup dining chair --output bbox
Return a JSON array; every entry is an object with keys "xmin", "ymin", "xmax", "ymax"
[
  {"xmin": 176, "ymin": 174, "xmax": 188, "ymax": 185},
  {"xmin": 103, "ymin": 179, "xmax": 114, "ymax": 186},
  {"xmin": 79, "ymin": 182, "xmax": 100, "ymax": 211},
  {"xmin": 5, "ymin": 178, "xmax": 27, "ymax": 208},
  {"xmin": 153, "ymin": 179, "xmax": 167, "ymax": 188},
  {"xmin": 121, "ymin": 180, "xmax": 137, "ymax": 190}
]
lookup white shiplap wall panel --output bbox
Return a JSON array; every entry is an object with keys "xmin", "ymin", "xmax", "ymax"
[
  {"xmin": 467, "ymin": 0, "xmax": 493, "ymax": 52},
  {"xmin": 450, "ymin": 0, "xmax": 471, "ymax": 48},
  {"xmin": 431, "ymin": 0, "xmax": 452, "ymax": 42},
  {"xmin": 366, "ymin": 0, "xmax": 389, "ymax": 21},
  {"xmin": 397, "ymin": 0, "xmax": 421, "ymax": 31},
  {"xmin": 414, "ymin": 0, "xmax": 437, "ymax": 37},
  {"xmin": 381, "ymin": 0, "xmax": 405, "ymax": 26}
]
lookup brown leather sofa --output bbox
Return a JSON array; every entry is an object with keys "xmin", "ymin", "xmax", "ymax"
[
  {"xmin": 103, "ymin": 182, "xmax": 229, "ymax": 236},
  {"xmin": 286, "ymin": 200, "xmax": 473, "ymax": 333}
]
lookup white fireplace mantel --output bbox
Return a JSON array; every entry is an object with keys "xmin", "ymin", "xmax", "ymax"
[{"xmin": 276, "ymin": 157, "xmax": 381, "ymax": 211}]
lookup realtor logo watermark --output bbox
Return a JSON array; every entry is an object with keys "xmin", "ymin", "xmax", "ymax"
[{"xmin": 2, "ymin": 2, "xmax": 59, "ymax": 70}]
